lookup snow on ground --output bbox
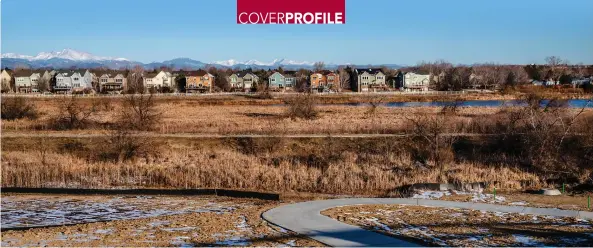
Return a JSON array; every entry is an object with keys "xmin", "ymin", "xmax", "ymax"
[
  {"xmin": 212, "ymin": 215, "xmax": 253, "ymax": 246},
  {"xmin": 412, "ymin": 191, "xmax": 451, "ymax": 199},
  {"xmin": 512, "ymin": 234, "xmax": 543, "ymax": 246},
  {"xmin": 323, "ymin": 204, "xmax": 593, "ymax": 247},
  {"xmin": 0, "ymin": 195, "xmax": 235, "ymax": 229},
  {"xmin": 411, "ymin": 190, "xmax": 506, "ymax": 203}
]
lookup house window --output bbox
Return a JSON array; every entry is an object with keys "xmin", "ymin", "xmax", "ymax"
[
  {"xmin": 271, "ymin": 78, "xmax": 275, "ymax": 82},
  {"xmin": 116, "ymin": 79, "xmax": 122, "ymax": 83}
]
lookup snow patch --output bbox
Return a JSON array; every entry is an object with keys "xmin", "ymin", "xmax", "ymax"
[{"xmin": 512, "ymin": 234, "xmax": 543, "ymax": 246}]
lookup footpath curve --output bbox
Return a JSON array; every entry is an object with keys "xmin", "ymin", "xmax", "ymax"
[{"xmin": 262, "ymin": 198, "xmax": 593, "ymax": 247}]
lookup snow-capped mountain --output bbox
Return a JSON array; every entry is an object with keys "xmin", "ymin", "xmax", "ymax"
[
  {"xmin": 1, "ymin": 49, "xmax": 403, "ymax": 70},
  {"xmin": 214, "ymin": 58, "xmax": 314, "ymax": 67},
  {"xmin": 2, "ymin": 48, "xmax": 129, "ymax": 61}
]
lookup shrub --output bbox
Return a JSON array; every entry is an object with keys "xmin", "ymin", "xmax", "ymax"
[
  {"xmin": 286, "ymin": 93, "xmax": 317, "ymax": 120},
  {"xmin": 49, "ymin": 95, "xmax": 98, "ymax": 130},
  {"xmin": 1, "ymin": 97, "xmax": 38, "ymax": 120},
  {"xmin": 98, "ymin": 129, "xmax": 156, "ymax": 163},
  {"xmin": 118, "ymin": 93, "xmax": 161, "ymax": 131}
]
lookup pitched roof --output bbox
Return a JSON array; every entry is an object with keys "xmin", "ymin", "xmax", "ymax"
[
  {"xmin": 236, "ymin": 71, "xmax": 255, "ymax": 78},
  {"xmin": 12, "ymin": 70, "xmax": 33, "ymax": 77},
  {"xmin": 283, "ymin": 70, "xmax": 297, "ymax": 77},
  {"xmin": 97, "ymin": 70, "xmax": 127, "ymax": 77},
  {"xmin": 185, "ymin": 70, "xmax": 211, "ymax": 77},
  {"xmin": 316, "ymin": 70, "xmax": 336, "ymax": 75},
  {"xmin": 356, "ymin": 68, "xmax": 383, "ymax": 75},
  {"xmin": 144, "ymin": 72, "xmax": 159, "ymax": 78}
]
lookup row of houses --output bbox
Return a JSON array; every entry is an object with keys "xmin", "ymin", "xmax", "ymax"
[{"xmin": 0, "ymin": 68, "xmax": 433, "ymax": 93}]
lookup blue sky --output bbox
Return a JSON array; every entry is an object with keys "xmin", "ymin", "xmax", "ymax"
[{"xmin": 1, "ymin": 0, "xmax": 592, "ymax": 65}]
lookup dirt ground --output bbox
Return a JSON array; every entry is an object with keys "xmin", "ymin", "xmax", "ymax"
[
  {"xmin": 0, "ymin": 194, "xmax": 324, "ymax": 247},
  {"xmin": 322, "ymin": 204, "xmax": 593, "ymax": 247}
]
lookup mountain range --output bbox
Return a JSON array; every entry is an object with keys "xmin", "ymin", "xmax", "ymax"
[{"xmin": 1, "ymin": 48, "xmax": 403, "ymax": 70}]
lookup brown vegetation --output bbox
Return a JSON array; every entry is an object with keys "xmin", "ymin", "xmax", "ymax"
[
  {"xmin": 1, "ymin": 136, "xmax": 541, "ymax": 194},
  {"xmin": 285, "ymin": 93, "xmax": 318, "ymax": 120},
  {"xmin": 0, "ymin": 96, "xmax": 38, "ymax": 120}
]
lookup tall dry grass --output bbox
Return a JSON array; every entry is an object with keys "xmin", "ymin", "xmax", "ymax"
[{"xmin": 1, "ymin": 147, "xmax": 542, "ymax": 195}]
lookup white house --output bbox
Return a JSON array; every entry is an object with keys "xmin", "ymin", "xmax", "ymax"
[
  {"xmin": 143, "ymin": 71, "xmax": 176, "ymax": 89},
  {"xmin": 54, "ymin": 69, "xmax": 93, "ymax": 92},
  {"xmin": 13, "ymin": 71, "xmax": 35, "ymax": 93},
  {"xmin": 403, "ymin": 72, "xmax": 430, "ymax": 91}
]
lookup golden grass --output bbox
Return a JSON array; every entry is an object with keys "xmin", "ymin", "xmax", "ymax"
[
  {"xmin": 0, "ymin": 101, "xmax": 513, "ymax": 134},
  {"xmin": 1, "ymin": 146, "xmax": 542, "ymax": 195}
]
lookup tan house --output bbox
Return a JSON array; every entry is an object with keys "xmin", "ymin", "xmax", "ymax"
[
  {"xmin": 310, "ymin": 70, "xmax": 340, "ymax": 90},
  {"xmin": 186, "ymin": 70, "xmax": 214, "ymax": 93},
  {"xmin": 98, "ymin": 72, "xmax": 127, "ymax": 93}
]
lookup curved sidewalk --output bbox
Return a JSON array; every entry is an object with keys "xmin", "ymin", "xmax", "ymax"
[{"xmin": 262, "ymin": 198, "xmax": 593, "ymax": 247}]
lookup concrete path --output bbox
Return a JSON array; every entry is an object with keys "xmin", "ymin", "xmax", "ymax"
[{"xmin": 262, "ymin": 198, "xmax": 593, "ymax": 247}]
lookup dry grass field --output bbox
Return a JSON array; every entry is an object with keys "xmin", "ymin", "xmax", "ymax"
[
  {"xmin": 3, "ymin": 97, "xmax": 590, "ymax": 135},
  {"xmin": 1, "ymin": 93, "xmax": 592, "ymax": 196},
  {"xmin": 1, "ymin": 146, "xmax": 542, "ymax": 194}
]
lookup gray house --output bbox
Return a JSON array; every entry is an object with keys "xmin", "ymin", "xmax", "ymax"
[
  {"xmin": 229, "ymin": 71, "xmax": 259, "ymax": 91},
  {"xmin": 354, "ymin": 68, "xmax": 386, "ymax": 92}
]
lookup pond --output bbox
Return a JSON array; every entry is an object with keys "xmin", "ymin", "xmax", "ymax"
[{"xmin": 334, "ymin": 99, "xmax": 593, "ymax": 108}]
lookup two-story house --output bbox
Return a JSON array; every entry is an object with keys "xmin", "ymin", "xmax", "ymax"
[
  {"xmin": 144, "ymin": 71, "xmax": 175, "ymax": 90},
  {"xmin": 13, "ymin": 71, "xmax": 39, "ymax": 93},
  {"xmin": 403, "ymin": 72, "xmax": 430, "ymax": 91},
  {"xmin": 354, "ymin": 68, "xmax": 386, "ymax": 92},
  {"xmin": 1, "ymin": 69, "xmax": 13, "ymax": 93},
  {"xmin": 268, "ymin": 71, "xmax": 296, "ymax": 91},
  {"xmin": 98, "ymin": 72, "xmax": 127, "ymax": 93},
  {"xmin": 186, "ymin": 70, "xmax": 215, "ymax": 93},
  {"xmin": 310, "ymin": 70, "xmax": 340, "ymax": 91},
  {"xmin": 228, "ymin": 71, "xmax": 259, "ymax": 91},
  {"xmin": 53, "ymin": 69, "xmax": 93, "ymax": 92}
]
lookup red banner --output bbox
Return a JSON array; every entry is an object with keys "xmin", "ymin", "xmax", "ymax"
[{"xmin": 237, "ymin": 0, "xmax": 345, "ymax": 24}]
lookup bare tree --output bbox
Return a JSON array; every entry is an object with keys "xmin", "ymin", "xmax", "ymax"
[
  {"xmin": 545, "ymin": 56, "xmax": 568, "ymax": 84},
  {"xmin": 337, "ymin": 66, "xmax": 351, "ymax": 91},
  {"xmin": 37, "ymin": 77, "xmax": 49, "ymax": 93},
  {"xmin": 472, "ymin": 64, "xmax": 505, "ymax": 90},
  {"xmin": 51, "ymin": 95, "xmax": 99, "ymax": 130},
  {"xmin": 405, "ymin": 110, "xmax": 460, "ymax": 182},
  {"xmin": 119, "ymin": 92, "xmax": 162, "ymax": 131},
  {"xmin": 126, "ymin": 65, "xmax": 145, "ymax": 93},
  {"xmin": 313, "ymin": 61, "xmax": 325, "ymax": 72}
]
